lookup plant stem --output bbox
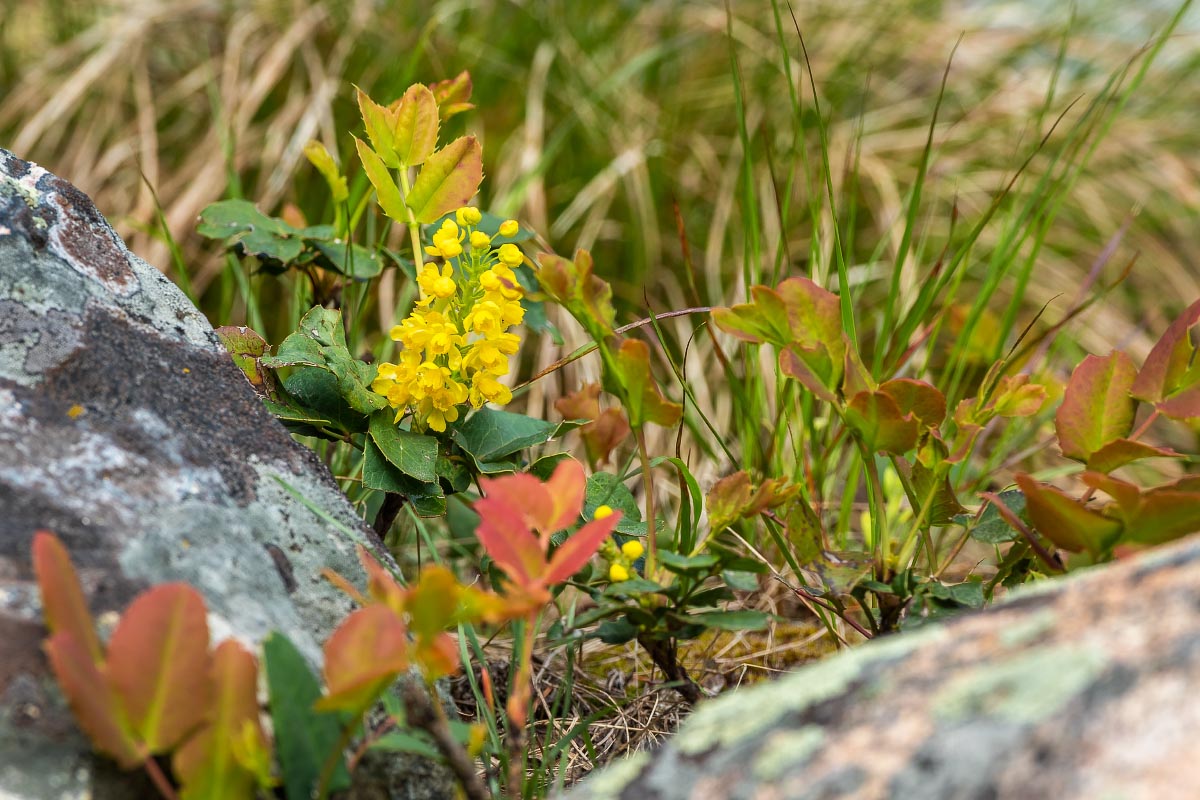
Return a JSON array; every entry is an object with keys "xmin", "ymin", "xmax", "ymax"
[
  {"xmin": 402, "ymin": 679, "xmax": 491, "ymax": 800},
  {"xmin": 396, "ymin": 168, "xmax": 425, "ymax": 286},
  {"xmin": 636, "ymin": 429, "xmax": 657, "ymax": 575},
  {"xmin": 637, "ymin": 633, "xmax": 702, "ymax": 704},
  {"xmin": 143, "ymin": 758, "xmax": 179, "ymax": 800},
  {"xmin": 316, "ymin": 714, "xmax": 361, "ymax": 800},
  {"xmin": 373, "ymin": 491, "xmax": 408, "ymax": 536},
  {"xmin": 505, "ymin": 613, "xmax": 538, "ymax": 797}
]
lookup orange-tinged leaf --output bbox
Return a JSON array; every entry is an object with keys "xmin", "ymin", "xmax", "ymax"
[
  {"xmin": 107, "ymin": 583, "xmax": 212, "ymax": 753},
  {"xmin": 390, "ymin": 83, "xmax": 439, "ymax": 167},
  {"xmin": 406, "ymin": 136, "xmax": 483, "ymax": 224},
  {"xmin": 1156, "ymin": 382, "xmax": 1200, "ymax": 420},
  {"xmin": 779, "ymin": 347, "xmax": 837, "ymax": 403},
  {"xmin": 612, "ymin": 338, "xmax": 682, "ymax": 429},
  {"xmin": 990, "ymin": 374, "xmax": 1046, "ymax": 417},
  {"xmin": 413, "ymin": 632, "xmax": 461, "ymax": 681},
  {"xmin": 32, "ymin": 531, "xmax": 103, "ymax": 665},
  {"xmin": 430, "ymin": 71, "xmax": 474, "ymax": 120},
  {"xmin": 355, "ymin": 136, "xmax": 408, "ymax": 223},
  {"xmin": 1085, "ymin": 438, "xmax": 1180, "ymax": 474},
  {"xmin": 879, "ymin": 379, "xmax": 946, "ymax": 429},
  {"xmin": 1015, "ymin": 473, "xmax": 1122, "ymax": 556},
  {"xmin": 844, "ymin": 391, "xmax": 920, "ymax": 455},
  {"xmin": 555, "ymin": 383, "xmax": 602, "ymax": 421},
  {"xmin": 44, "ymin": 633, "xmax": 142, "ymax": 769},
  {"xmin": 356, "ymin": 87, "xmax": 399, "ymax": 168},
  {"xmin": 775, "ymin": 277, "xmax": 844, "ymax": 359},
  {"xmin": 706, "ymin": 472, "xmax": 798, "ymax": 532},
  {"xmin": 1081, "ymin": 472, "xmax": 1200, "ymax": 547},
  {"xmin": 473, "ymin": 495, "xmax": 546, "ymax": 590},
  {"xmin": 1131, "ymin": 297, "xmax": 1200, "ymax": 403},
  {"xmin": 317, "ymin": 605, "xmax": 409, "ymax": 713},
  {"xmin": 582, "ymin": 408, "xmax": 631, "ymax": 466},
  {"xmin": 1055, "ymin": 352, "xmax": 1137, "ymax": 463},
  {"xmin": 542, "ymin": 458, "xmax": 588, "ymax": 532},
  {"xmin": 356, "ymin": 545, "xmax": 406, "ymax": 615},
  {"xmin": 711, "ymin": 285, "xmax": 791, "ymax": 346},
  {"xmin": 544, "ymin": 513, "xmax": 622, "ymax": 585},
  {"xmin": 174, "ymin": 640, "xmax": 269, "ymax": 800}
]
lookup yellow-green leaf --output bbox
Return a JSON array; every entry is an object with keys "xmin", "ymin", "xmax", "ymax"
[
  {"xmin": 612, "ymin": 338, "xmax": 682, "ymax": 429},
  {"xmin": 356, "ymin": 86, "xmax": 399, "ymax": 168},
  {"xmin": 355, "ymin": 136, "xmax": 408, "ymax": 223},
  {"xmin": 303, "ymin": 140, "xmax": 348, "ymax": 204},
  {"xmin": 1055, "ymin": 352, "xmax": 1137, "ymax": 463},
  {"xmin": 406, "ymin": 136, "xmax": 484, "ymax": 224},
  {"xmin": 390, "ymin": 84, "xmax": 439, "ymax": 167}
]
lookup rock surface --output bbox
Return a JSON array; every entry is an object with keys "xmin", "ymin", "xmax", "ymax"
[
  {"xmin": 0, "ymin": 149, "xmax": 452, "ymax": 799},
  {"xmin": 568, "ymin": 535, "xmax": 1200, "ymax": 800}
]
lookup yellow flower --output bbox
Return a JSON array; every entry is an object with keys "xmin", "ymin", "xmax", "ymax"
[
  {"xmin": 497, "ymin": 243, "xmax": 523, "ymax": 267},
  {"xmin": 608, "ymin": 563, "xmax": 630, "ymax": 582},
  {"xmin": 418, "ymin": 264, "xmax": 457, "ymax": 299},
  {"xmin": 468, "ymin": 372, "xmax": 513, "ymax": 407},
  {"xmin": 429, "ymin": 219, "xmax": 463, "ymax": 258},
  {"xmin": 470, "ymin": 230, "xmax": 491, "ymax": 250},
  {"xmin": 456, "ymin": 206, "xmax": 482, "ymax": 226},
  {"xmin": 593, "ymin": 505, "xmax": 614, "ymax": 520},
  {"xmin": 499, "ymin": 219, "xmax": 519, "ymax": 238},
  {"xmin": 621, "ymin": 539, "xmax": 644, "ymax": 560},
  {"xmin": 463, "ymin": 300, "xmax": 505, "ymax": 338}
]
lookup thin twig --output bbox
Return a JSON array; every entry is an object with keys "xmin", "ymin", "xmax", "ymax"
[{"xmin": 402, "ymin": 680, "xmax": 491, "ymax": 800}]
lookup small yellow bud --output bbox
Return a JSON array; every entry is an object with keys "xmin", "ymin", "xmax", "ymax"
[
  {"xmin": 497, "ymin": 243, "xmax": 523, "ymax": 267},
  {"xmin": 594, "ymin": 504, "xmax": 614, "ymax": 520},
  {"xmin": 456, "ymin": 207, "xmax": 482, "ymax": 226},
  {"xmin": 621, "ymin": 539, "xmax": 644, "ymax": 560},
  {"xmin": 608, "ymin": 563, "xmax": 630, "ymax": 582},
  {"xmin": 499, "ymin": 219, "xmax": 519, "ymax": 238},
  {"xmin": 470, "ymin": 231, "xmax": 491, "ymax": 250}
]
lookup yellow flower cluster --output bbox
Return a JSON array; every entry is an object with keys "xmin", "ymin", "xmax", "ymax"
[
  {"xmin": 372, "ymin": 208, "xmax": 526, "ymax": 432},
  {"xmin": 596, "ymin": 505, "xmax": 644, "ymax": 582}
]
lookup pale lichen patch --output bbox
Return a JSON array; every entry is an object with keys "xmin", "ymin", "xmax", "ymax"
[
  {"xmin": 752, "ymin": 726, "xmax": 825, "ymax": 781},
  {"xmin": 575, "ymin": 750, "xmax": 651, "ymax": 800}
]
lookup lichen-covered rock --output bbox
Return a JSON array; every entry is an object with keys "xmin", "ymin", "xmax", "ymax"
[
  {"xmin": 568, "ymin": 536, "xmax": 1200, "ymax": 800},
  {"xmin": 0, "ymin": 150, "xmax": 453, "ymax": 799}
]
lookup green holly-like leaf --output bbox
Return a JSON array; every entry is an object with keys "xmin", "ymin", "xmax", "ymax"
[
  {"xmin": 368, "ymin": 412, "xmax": 438, "ymax": 483},
  {"xmin": 451, "ymin": 407, "xmax": 559, "ymax": 463},
  {"xmin": 311, "ymin": 239, "xmax": 383, "ymax": 279},
  {"xmin": 198, "ymin": 199, "xmax": 304, "ymax": 264},
  {"xmin": 406, "ymin": 136, "xmax": 484, "ymax": 224},
  {"xmin": 584, "ymin": 472, "xmax": 645, "ymax": 536},
  {"xmin": 955, "ymin": 488, "xmax": 1027, "ymax": 545},
  {"xmin": 362, "ymin": 439, "xmax": 446, "ymax": 517}
]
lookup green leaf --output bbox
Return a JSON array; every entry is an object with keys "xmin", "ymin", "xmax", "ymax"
[
  {"xmin": 311, "ymin": 240, "xmax": 383, "ymax": 279},
  {"xmin": 356, "ymin": 87, "xmax": 399, "ymax": 168},
  {"xmin": 368, "ymin": 411, "xmax": 438, "ymax": 483},
  {"xmin": 926, "ymin": 580, "xmax": 984, "ymax": 609},
  {"xmin": 602, "ymin": 578, "xmax": 665, "ymax": 597},
  {"xmin": 1055, "ymin": 352, "xmax": 1137, "ymax": 464},
  {"xmin": 262, "ymin": 331, "xmax": 325, "ymax": 370},
  {"xmin": 355, "ymin": 137, "xmax": 408, "ymax": 222},
  {"xmin": 451, "ymin": 407, "xmax": 558, "ymax": 462},
  {"xmin": 583, "ymin": 472, "xmax": 644, "ymax": 535},
  {"xmin": 722, "ymin": 570, "xmax": 760, "ymax": 591},
  {"xmin": 198, "ymin": 199, "xmax": 303, "ymax": 264},
  {"xmin": 691, "ymin": 610, "xmax": 770, "ymax": 631},
  {"xmin": 594, "ymin": 618, "xmax": 639, "ymax": 644},
  {"xmin": 711, "ymin": 284, "xmax": 792, "ymax": 346},
  {"xmin": 369, "ymin": 730, "xmax": 440, "ymax": 761},
  {"xmin": 657, "ymin": 551, "xmax": 720, "ymax": 574},
  {"xmin": 215, "ymin": 326, "xmax": 272, "ymax": 392},
  {"xmin": 957, "ymin": 488, "xmax": 1027, "ymax": 544},
  {"xmin": 1085, "ymin": 438, "xmax": 1180, "ymax": 474},
  {"xmin": 363, "ymin": 439, "xmax": 447, "ymax": 517},
  {"xmin": 282, "ymin": 368, "xmax": 368, "ymax": 433},
  {"xmin": 406, "ymin": 136, "xmax": 484, "ymax": 224},
  {"xmin": 262, "ymin": 633, "xmax": 349, "ymax": 800}
]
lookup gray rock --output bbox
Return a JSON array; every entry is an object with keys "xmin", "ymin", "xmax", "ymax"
[
  {"xmin": 567, "ymin": 536, "xmax": 1200, "ymax": 800},
  {"xmin": 0, "ymin": 150, "xmax": 453, "ymax": 799}
]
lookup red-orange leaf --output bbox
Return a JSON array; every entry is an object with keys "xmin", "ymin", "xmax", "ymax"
[
  {"xmin": 44, "ymin": 633, "xmax": 142, "ymax": 769},
  {"xmin": 32, "ymin": 531, "xmax": 103, "ymax": 665},
  {"xmin": 174, "ymin": 640, "xmax": 269, "ymax": 800},
  {"xmin": 430, "ymin": 71, "xmax": 474, "ymax": 120},
  {"xmin": 473, "ymin": 494, "xmax": 546, "ymax": 590},
  {"xmin": 106, "ymin": 583, "xmax": 212, "ymax": 753},
  {"xmin": 1015, "ymin": 473, "xmax": 1122, "ymax": 556},
  {"xmin": 316, "ymin": 605, "xmax": 409, "ymax": 713},
  {"xmin": 1055, "ymin": 352, "xmax": 1137, "ymax": 463}
]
